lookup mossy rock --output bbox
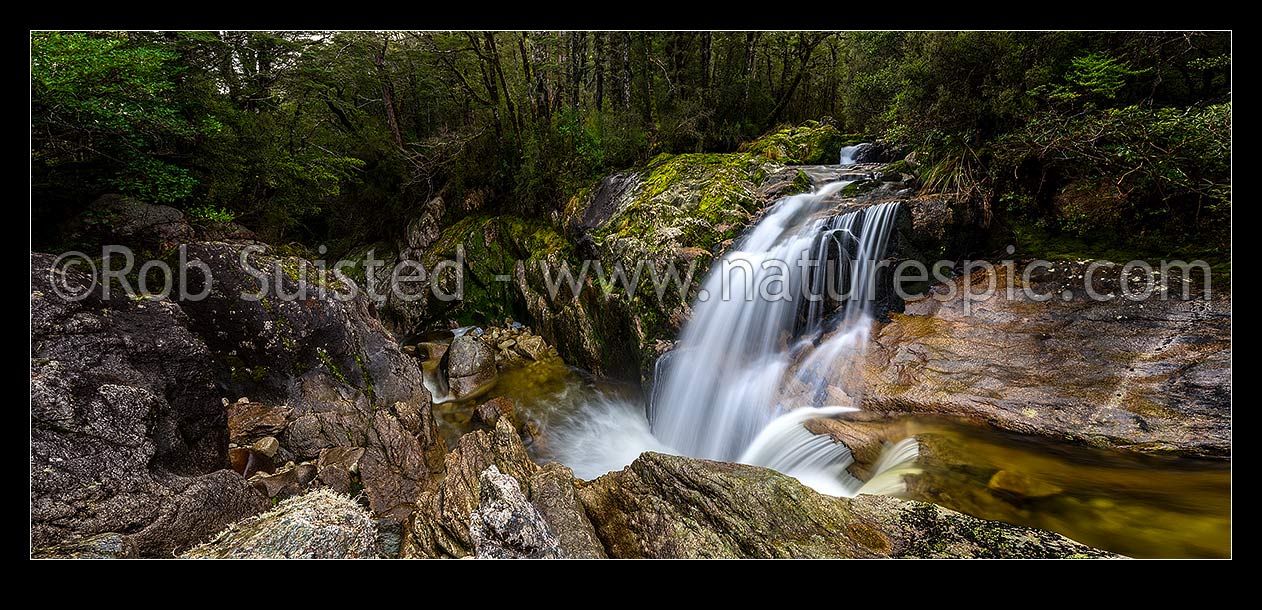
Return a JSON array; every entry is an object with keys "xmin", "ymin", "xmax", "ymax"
[
  {"xmin": 841, "ymin": 180, "xmax": 882, "ymax": 197},
  {"xmin": 743, "ymin": 120, "xmax": 858, "ymax": 164}
]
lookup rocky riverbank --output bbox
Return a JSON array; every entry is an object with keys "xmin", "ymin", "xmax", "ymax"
[{"xmin": 30, "ymin": 121, "xmax": 1229, "ymax": 558}]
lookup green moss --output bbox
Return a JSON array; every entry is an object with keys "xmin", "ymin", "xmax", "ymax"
[
  {"xmin": 789, "ymin": 170, "xmax": 812, "ymax": 195},
  {"xmin": 593, "ymin": 152, "xmax": 765, "ymax": 258},
  {"xmin": 354, "ymin": 350, "xmax": 376, "ymax": 405},
  {"xmin": 315, "ymin": 347, "xmax": 351, "ymax": 387},
  {"xmin": 744, "ymin": 120, "xmax": 857, "ymax": 164},
  {"xmin": 841, "ymin": 180, "xmax": 881, "ymax": 197},
  {"xmin": 424, "ymin": 215, "xmax": 576, "ymax": 325}
]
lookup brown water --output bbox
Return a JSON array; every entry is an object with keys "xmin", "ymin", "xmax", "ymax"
[
  {"xmin": 426, "ymin": 352, "xmax": 1230, "ymax": 558},
  {"xmin": 902, "ymin": 419, "xmax": 1230, "ymax": 558}
]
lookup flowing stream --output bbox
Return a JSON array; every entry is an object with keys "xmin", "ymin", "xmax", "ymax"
[
  {"xmin": 419, "ymin": 164, "xmax": 1229, "ymax": 557},
  {"xmin": 547, "ymin": 175, "xmax": 918, "ymax": 496}
]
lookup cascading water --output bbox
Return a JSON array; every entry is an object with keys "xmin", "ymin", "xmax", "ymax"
[
  {"xmin": 839, "ymin": 143, "xmax": 868, "ymax": 165},
  {"xmin": 550, "ymin": 173, "xmax": 918, "ymax": 496}
]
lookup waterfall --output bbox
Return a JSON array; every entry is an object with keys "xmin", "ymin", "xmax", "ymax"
[
  {"xmin": 551, "ymin": 181, "xmax": 917, "ymax": 496},
  {"xmin": 839, "ymin": 143, "xmax": 868, "ymax": 165},
  {"xmin": 651, "ymin": 193, "xmax": 902, "ymax": 459}
]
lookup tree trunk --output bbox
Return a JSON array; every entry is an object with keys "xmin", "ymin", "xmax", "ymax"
[
  {"xmin": 594, "ymin": 32, "xmax": 605, "ymax": 111},
  {"xmin": 637, "ymin": 32, "xmax": 653, "ymax": 127},
  {"xmin": 375, "ymin": 37, "xmax": 405, "ymax": 149},
  {"xmin": 700, "ymin": 32, "xmax": 712, "ymax": 92}
]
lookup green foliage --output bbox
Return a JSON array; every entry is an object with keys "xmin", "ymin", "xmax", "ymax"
[
  {"xmin": 32, "ymin": 32, "xmax": 212, "ymax": 207},
  {"xmin": 999, "ymin": 102, "xmax": 1230, "ymax": 251},
  {"xmin": 186, "ymin": 204, "xmax": 237, "ymax": 224},
  {"xmin": 30, "ymin": 30, "xmax": 1230, "ymax": 267},
  {"xmin": 1050, "ymin": 53, "xmax": 1148, "ymax": 104}
]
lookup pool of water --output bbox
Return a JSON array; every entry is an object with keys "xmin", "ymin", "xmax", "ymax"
[
  {"xmin": 426, "ymin": 354, "xmax": 1230, "ymax": 558},
  {"xmin": 901, "ymin": 419, "xmax": 1230, "ymax": 559}
]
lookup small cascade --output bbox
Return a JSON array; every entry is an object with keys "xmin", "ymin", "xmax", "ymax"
[
  {"xmin": 551, "ymin": 178, "xmax": 918, "ymax": 496},
  {"xmin": 839, "ymin": 143, "xmax": 869, "ymax": 165}
]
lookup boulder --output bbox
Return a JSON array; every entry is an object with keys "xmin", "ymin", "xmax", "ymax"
[
  {"xmin": 474, "ymin": 396, "xmax": 516, "ymax": 426},
  {"xmin": 386, "ymin": 196, "xmax": 448, "ymax": 335},
  {"xmin": 469, "ymin": 466, "xmax": 564, "ymax": 559},
  {"xmin": 516, "ymin": 334, "xmax": 550, "ymax": 361},
  {"xmin": 403, "ymin": 418, "xmax": 538, "ymax": 557},
  {"xmin": 179, "ymin": 242, "xmax": 447, "ymax": 523},
  {"xmin": 578, "ymin": 452, "xmax": 1116, "ymax": 558},
  {"xmin": 248, "ymin": 464, "xmax": 313, "ymax": 500},
  {"xmin": 66, "ymin": 194, "xmax": 193, "ymax": 252},
  {"xmin": 182, "ymin": 489, "xmax": 378, "ymax": 558},
  {"xmin": 179, "ymin": 242, "xmax": 432, "ymax": 413},
  {"xmin": 528, "ymin": 463, "xmax": 607, "ymax": 558},
  {"xmin": 252, "ymin": 436, "xmax": 280, "ymax": 458},
  {"xmin": 226, "ymin": 400, "xmax": 291, "ymax": 445},
  {"xmin": 282, "ymin": 405, "xmax": 443, "ymax": 520},
  {"xmin": 445, "ymin": 335, "xmax": 498, "ymax": 400},
  {"xmin": 742, "ymin": 120, "xmax": 850, "ymax": 164},
  {"xmin": 316, "ymin": 446, "xmax": 366, "ymax": 494},
  {"xmin": 860, "ymin": 264, "xmax": 1230, "ymax": 458},
  {"xmin": 850, "ymin": 141, "xmax": 901, "ymax": 164},
  {"xmin": 402, "ymin": 418, "xmax": 603, "ymax": 558},
  {"xmin": 31, "ymin": 252, "xmax": 268, "ymax": 556}
]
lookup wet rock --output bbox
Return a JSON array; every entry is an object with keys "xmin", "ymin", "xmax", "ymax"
[
  {"xmin": 528, "ymin": 463, "xmax": 607, "ymax": 558},
  {"xmin": 403, "ymin": 418, "xmax": 537, "ymax": 558},
  {"xmin": 417, "ymin": 341, "xmax": 447, "ymax": 362},
  {"xmin": 475, "ymin": 397, "xmax": 516, "ymax": 426},
  {"xmin": 182, "ymin": 489, "xmax": 379, "ymax": 558},
  {"xmin": 578, "ymin": 452, "xmax": 1115, "ymax": 558},
  {"xmin": 759, "ymin": 167, "xmax": 814, "ymax": 200},
  {"xmin": 516, "ymin": 334, "xmax": 550, "ymax": 361},
  {"xmin": 252, "ymin": 436, "xmax": 280, "ymax": 458},
  {"xmin": 850, "ymin": 141, "xmax": 901, "ymax": 164},
  {"xmin": 446, "ymin": 335, "xmax": 498, "ymax": 400},
  {"xmin": 987, "ymin": 470, "xmax": 1064, "ymax": 498},
  {"xmin": 860, "ymin": 265, "xmax": 1230, "ymax": 459},
  {"xmin": 469, "ymin": 465, "xmax": 564, "ymax": 559},
  {"xmin": 31, "ymin": 252, "xmax": 268, "ymax": 556}
]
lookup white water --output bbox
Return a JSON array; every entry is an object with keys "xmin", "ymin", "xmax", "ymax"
[
  {"xmin": 839, "ymin": 143, "xmax": 869, "ymax": 165},
  {"xmin": 549, "ymin": 174, "xmax": 918, "ymax": 496}
]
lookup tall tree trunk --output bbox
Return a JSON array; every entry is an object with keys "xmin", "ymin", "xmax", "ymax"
[
  {"xmin": 743, "ymin": 32, "xmax": 761, "ymax": 111},
  {"xmin": 569, "ymin": 31, "xmax": 585, "ymax": 111},
  {"xmin": 637, "ymin": 32, "xmax": 653, "ymax": 127},
  {"xmin": 620, "ymin": 32, "xmax": 632, "ymax": 106},
  {"xmin": 484, "ymin": 32, "xmax": 520, "ymax": 139},
  {"xmin": 764, "ymin": 34, "xmax": 827, "ymax": 127},
  {"xmin": 375, "ymin": 37, "xmax": 404, "ymax": 149},
  {"xmin": 594, "ymin": 32, "xmax": 605, "ymax": 111},
  {"xmin": 700, "ymin": 32, "xmax": 712, "ymax": 92}
]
